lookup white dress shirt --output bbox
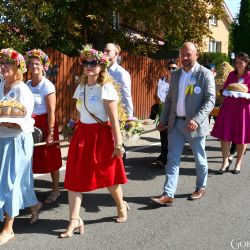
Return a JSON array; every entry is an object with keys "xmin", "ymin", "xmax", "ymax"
[
  {"xmin": 176, "ymin": 63, "xmax": 197, "ymax": 117},
  {"xmin": 108, "ymin": 62, "xmax": 134, "ymax": 117},
  {"xmin": 157, "ymin": 76, "xmax": 169, "ymax": 102}
]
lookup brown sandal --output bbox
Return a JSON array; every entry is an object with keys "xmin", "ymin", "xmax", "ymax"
[
  {"xmin": 30, "ymin": 201, "xmax": 43, "ymax": 225},
  {"xmin": 44, "ymin": 191, "xmax": 61, "ymax": 204}
]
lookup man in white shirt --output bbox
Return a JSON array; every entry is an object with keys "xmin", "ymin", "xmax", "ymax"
[
  {"xmin": 104, "ymin": 43, "xmax": 134, "ymax": 117},
  {"xmin": 151, "ymin": 42, "xmax": 215, "ymax": 206},
  {"xmin": 155, "ymin": 60, "xmax": 178, "ymax": 167}
]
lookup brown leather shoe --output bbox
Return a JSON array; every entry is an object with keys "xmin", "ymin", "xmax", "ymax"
[
  {"xmin": 151, "ymin": 195, "xmax": 174, "ymax": 206},
  {"xmin": 189, "ymin": 188, "xmax": 206, "ymax": 200}
]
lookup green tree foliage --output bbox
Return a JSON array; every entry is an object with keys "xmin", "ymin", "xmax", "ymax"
[
  {"xmin": 231, "ymin": 0, "xmax": 250, "ymax": 55},
  {"xmin": 198, "ymin": 52, "xmax": 229, "ymax": 69},
  {"xmin": 0, "ymin": 0, "xmax": 224, "ymax": 55}
]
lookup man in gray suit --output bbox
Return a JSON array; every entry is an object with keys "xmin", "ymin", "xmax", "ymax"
[{"xmin": 151, "ymin": 42, "xmax": 215, "ymax": 206}]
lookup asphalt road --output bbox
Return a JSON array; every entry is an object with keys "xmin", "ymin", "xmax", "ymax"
[{"xmin": 2, "ymin": 121, "xmax": 250, "ymax": 250}]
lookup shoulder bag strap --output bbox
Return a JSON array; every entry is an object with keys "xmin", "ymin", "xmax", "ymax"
[{"xmin": 83, "ymin": 84, "xmax": 111, "ymax": 128}]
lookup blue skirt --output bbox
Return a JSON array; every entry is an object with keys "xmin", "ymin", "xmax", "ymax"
[{"xmin": 0, "ymin": 132, "xmax": 38, "ymax": 221}]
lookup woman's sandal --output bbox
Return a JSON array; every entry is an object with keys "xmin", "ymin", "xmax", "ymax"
[
  {"xmin": 115, "ymin": 201, "xmax": 130, "ymax": 223},
  {"xmin": 0, "ymin": 232, "xmax": 14, "ymax": 245},
  {"xmin": 30, "ymin": 201, "xmax": 43, "ymax": 225},
  {"xmin": 44, "ymin": 191, "xmax": 61, "ymax": 204},
  {"xmin": 60, "ymin": 218, "xmax": 84, "ymax": 238}
]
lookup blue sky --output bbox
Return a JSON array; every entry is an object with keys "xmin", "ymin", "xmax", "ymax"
[{"xmin": 224, "ymin": 0, "xmax": 241, "ymax": 18}]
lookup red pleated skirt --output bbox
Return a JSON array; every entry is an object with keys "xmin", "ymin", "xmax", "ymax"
[
  {"xmin": 32, "ymin": 114, "xmax": 62, "ymax": 173},
  {"xmin": 64, "ymin": 122, "xmax": 127, "ymax": 192}
]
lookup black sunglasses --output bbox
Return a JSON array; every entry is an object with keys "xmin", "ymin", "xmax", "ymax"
[
  {"xmin": 82, "ymin": 61, "xmax": 99, "ymax": 67},
  {"xmin": 168, "ymin": 67, "xmax": 177, "ymax": 71},
  {"xmin": 0, "ymin": 61, "xmax": 14, "ymax": 67}
]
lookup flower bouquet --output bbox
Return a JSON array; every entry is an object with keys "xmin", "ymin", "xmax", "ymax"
[
  {"xmin": 113, "ymin": 82, "xmax": 144, "ymax": 141},
  {"xmin": 120, "ymin": 117, "xmax": 144, "ymax": 142},
  {"xmin": 62, "ymin": 119, "xmax": 77, "ymax": 140}
]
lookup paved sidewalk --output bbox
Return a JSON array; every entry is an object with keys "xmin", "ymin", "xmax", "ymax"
[{"xmin": 4, "ymin": 118, "xmax": 250, "ymax": 250}]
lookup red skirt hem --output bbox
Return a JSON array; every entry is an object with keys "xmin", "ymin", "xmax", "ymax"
[
  {"xmin": 32, "ymin": 114, "xmax": 62, "ymax": 173},
  {"xmin": 64, "ymin": 122, "xmax": 127, "ymax": 192}
]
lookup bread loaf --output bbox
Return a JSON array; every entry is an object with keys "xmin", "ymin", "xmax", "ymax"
[
  {"xmin": 226, "ymin": 83, "xmax": 248, "ymax": 93},
  {"xmin": 0, "ymin": 100, "xmax": 26, "ymax": 117}
]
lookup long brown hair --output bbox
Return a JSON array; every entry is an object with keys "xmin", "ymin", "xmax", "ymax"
[{"xmin": 235, "ymin": 52, "xmax": 249, "ymax": 74}]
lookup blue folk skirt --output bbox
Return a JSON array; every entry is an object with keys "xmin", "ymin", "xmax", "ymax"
[{"xmin": 0, "ymin": 132, "xmax": 38, "ymax": 221}]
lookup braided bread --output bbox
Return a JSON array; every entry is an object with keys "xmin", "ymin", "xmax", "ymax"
[
  {"xmin": 226, "ymin": 83, "xmax": 248, "ymax": 93},
  {"xmin": 0, "ymin": 100, "xmax": 27, "ymax": 117}
]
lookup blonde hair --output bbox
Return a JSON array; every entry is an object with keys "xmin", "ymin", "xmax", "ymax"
[
  {"xmin": 11, "ymin": 65, "xmax": 23, "ymax": 82},
  {"xmin": 79, "ymin": 67, "xmax": 115, "ymax": 86}
]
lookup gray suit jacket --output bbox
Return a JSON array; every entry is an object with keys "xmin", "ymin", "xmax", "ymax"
[{"xmin": 160, "ymin": 63, "xmax": 215, "ymax": 138}]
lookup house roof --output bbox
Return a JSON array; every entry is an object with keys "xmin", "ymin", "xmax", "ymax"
[{"xmin": 222, "ymin": 1, "xmax": 234, "ymax": 23}]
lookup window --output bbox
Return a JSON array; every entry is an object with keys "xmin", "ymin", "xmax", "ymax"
[
  {"xmin": 210, "ymin": 14, "xmax": 218, "ymax": 26},
  {"xmin": 209, "ymin": 40, "xmax": 222, "ymax": 52}
]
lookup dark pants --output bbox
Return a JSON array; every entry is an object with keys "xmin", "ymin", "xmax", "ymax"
[
  {"xmin": 230, "ymin": 143, "xmax": 236, "ymax": 155},
  {"xmin": 159, "ymin": 129, "xmax": 168, "ymax": 161}
]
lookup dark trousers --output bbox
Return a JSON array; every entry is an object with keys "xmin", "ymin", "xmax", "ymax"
[{"xmin": 160, "ymin": 129, "xmax": 168, "ymax": 161}]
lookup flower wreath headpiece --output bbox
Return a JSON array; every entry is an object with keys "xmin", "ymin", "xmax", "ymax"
[
  {"xmin": 0, "ymin": 48, "xmax": 27, "ymax": 73},
  {"xmin": 26, "ymin": 49, "xmax": 50, "ymax": 71},
  {"xmin": 79, "ymin": 44, "xmax": 110, "ymax": 68}
]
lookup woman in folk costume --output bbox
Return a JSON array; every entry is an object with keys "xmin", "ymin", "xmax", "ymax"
[
  {"xmin": 61, "ymin": 45, "xmax": 128, "ymax": 238},
  {"xmin": 0, "ymin": 48, "xmax": 41, "ymax": 245},
  {"xmin": 26, "ymin": 49, "xmax": 62, "ymax": 204}
]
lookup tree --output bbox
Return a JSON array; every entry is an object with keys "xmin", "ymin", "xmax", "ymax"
[
  {"xmin": 231, "ymin": 0, "xmax": 250, "ymax": 55},
  {"xmin": 0, "ymin": 0, "xmax": 224, "ymax": 55}
]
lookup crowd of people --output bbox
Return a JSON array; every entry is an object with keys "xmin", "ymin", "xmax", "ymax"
[{"xmin": 0, "ymin": 41, "xmax": 249, "ymax": 245}]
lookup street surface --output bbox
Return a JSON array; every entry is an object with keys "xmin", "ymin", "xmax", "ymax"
[{"xmin": 2, "ymin": 120, "xmax": 250, "ymax": 250}]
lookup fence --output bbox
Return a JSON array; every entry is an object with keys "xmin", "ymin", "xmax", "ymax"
[{"xmin": 31, "ymin": 49, "xmax": 171, "ymax": 129}]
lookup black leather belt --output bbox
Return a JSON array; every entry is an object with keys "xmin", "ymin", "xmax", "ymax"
[{"xmin": 176, "ymin": 116, "xmax": 186, "ymax": 120}]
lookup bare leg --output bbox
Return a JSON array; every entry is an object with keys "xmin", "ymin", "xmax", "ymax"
[
  {"xmin": 107, "ymin": 185, "xmax": 129, "ymax": 223},
  {"xmin": 220, "ymin": 140, "xmax": 231, "ymax": 170},
  {"xmin": 1, "ymin": 214, "xmax": 14, "ymax": 234},
  {"xmin": 60, "ymin": 191, "xmax": 84, "ymax": 238},
  {"xmin": 235, "ymin": 144, "xmax": 247, "ymax": 171},
  {"xmin": 44, "ymin": 170, "xmax": 60, "ymax": 204},
  {"xmin": 0, "ymin": 214, "xmax": 15, "ymax": 245},
  {"xmin": 68, "ymin": 191, "xmax": 82, "ymax": 218},
  {"xmin": 107, "ymin": 185, "xmax": 123, "ymax": 206},
  {"xmin": 51, "ymin": 170, "xmax": 60, "ymax": 193}
]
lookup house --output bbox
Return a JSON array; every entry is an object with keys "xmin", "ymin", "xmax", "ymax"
[{"xmin": 203, "ymin": 1, "xmax": 234, "ymax": 53}]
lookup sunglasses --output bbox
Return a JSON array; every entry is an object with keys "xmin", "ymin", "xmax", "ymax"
[
  {"xmin": 168, "ymin": 67, "xmax": 177, "ymax": 71},
  {"xmin": 29, "ymin": 62, "xmax": 43, "ymax": 67},
  {"xmin": 0, "ymin": 61, "xmax": 14, "ymax": 68},
  {"xmin": 82, "ymin": 61, "xmax": 99, "ymax": 67}
]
